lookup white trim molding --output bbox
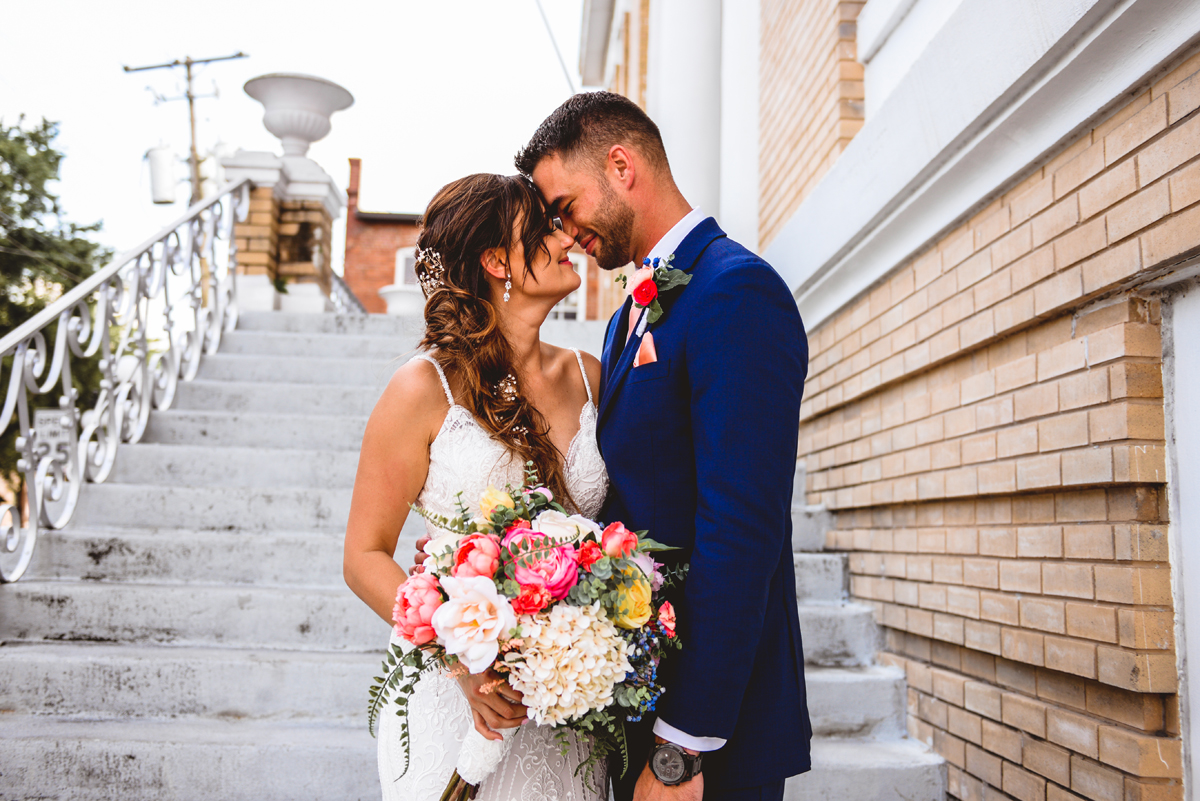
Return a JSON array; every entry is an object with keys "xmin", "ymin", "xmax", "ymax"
[
  {"xmin": 857, "ymin": 0, "xmax": 919, "ymax": 64},
  {"xmin": 764, "ymin": 0, "xmax": 1200, "ymax": 330},
  {"xmin": 1162, "ymin": 280, "xmax": 1200, "ymax": 801}
]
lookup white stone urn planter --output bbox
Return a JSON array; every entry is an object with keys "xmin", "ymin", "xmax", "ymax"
[{"xmin": 244, "ymin": 73, "xmax": 354, "ymax": 157}]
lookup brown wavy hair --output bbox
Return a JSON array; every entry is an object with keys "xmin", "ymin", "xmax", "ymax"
[{"xmin": 415, "ymin": 174, "xmax": 577, "ymax": 510}]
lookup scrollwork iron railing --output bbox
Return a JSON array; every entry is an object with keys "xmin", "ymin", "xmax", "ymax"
[
  {"xmin": 0, "ymin": 180, "xmax": 250, "ymax": 582},
  {"xmin": 329, "ymin": 270, "xmax": 368, "ymax": 315}
]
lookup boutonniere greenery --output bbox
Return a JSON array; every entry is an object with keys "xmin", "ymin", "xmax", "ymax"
[{"xmin": 615, "ymin": 253, "xmax": 692, "ymax": 327}]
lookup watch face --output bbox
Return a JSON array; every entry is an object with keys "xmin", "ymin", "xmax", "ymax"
[{"xmin": 652, "ymin": 747, "xmax": 687, "ymax": 784}]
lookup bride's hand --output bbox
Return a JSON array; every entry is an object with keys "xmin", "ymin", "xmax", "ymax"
[
  {"xmin": 457, "ymin": 670, "xmax": 527, "ymax": 741},
  {"xmin": 411, "ymin": 535, "xmax": 431, "ymax": 574}
]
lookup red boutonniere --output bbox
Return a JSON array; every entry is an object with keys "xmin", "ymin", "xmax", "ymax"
[{"xmin": 616, "ymin": 253, "xmax": 692, "ymax": 327}]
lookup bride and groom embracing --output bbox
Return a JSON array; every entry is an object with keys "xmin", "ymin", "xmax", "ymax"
[{"xmin": 343, "ymin": 91, "xmax": 812, "ymax": 801}]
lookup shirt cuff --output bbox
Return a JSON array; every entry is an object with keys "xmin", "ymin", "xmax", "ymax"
[{"xmin": 652, "ymin": 718, "xmax": 727, "ymax": 752}]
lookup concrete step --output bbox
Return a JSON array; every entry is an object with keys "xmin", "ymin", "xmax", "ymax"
[
  {"xmin": 794, "ymin": 552, "xmax": 847, "ymax": 602},
  {"xmin": 109, "ymin": 444, "xmax": 360, "ymax": 489},
  {"xmin": 25, "ymin": 526, "xmax": 369, "ymax": 587},
  {"xmin": 0, "ymin": 581, "xmax": 385, "ymax": 651},
  {"xmin": 0, "ymin": 642, "xmax": 376, "ymax": 722},
  {"xmin": 142, "ymin": 410, "xmax": 367, "ymax": 451},
  {"xmin": 237, "ymin": 310, "xmax": 423, "ymax": 338},
  {"xmin": 172, "ymin": 380, "xmax": 381, "ymax": 416},
  {"xmin": 196, "ymin": 354, "xmax": 399, "ymax": 387},
  {"xmin": 785, "ymin": 738, "xmax": 945, "ymax": 801},
  {"xmin": 805, "ymin": 666, "xmax": 906, "ymax": 738},
  {"xmin": 798, "ymin": 602, "xmax": 880, "ymax": 668},
  {"xmin": 72, "ymin": 484, "xmax": 353, "ymax": 531},
  {"xmin": 0, "ymin": 715, "xmax": 378, "ymax": 801},
  {"xmin": 792, "ymin": 504, "xmax": 834, "ymax": 552},
  {"xmin": 220, "ymin": 330, "xmax": 417, "ymax": 360}
]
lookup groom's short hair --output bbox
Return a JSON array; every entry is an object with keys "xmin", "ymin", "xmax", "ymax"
[{"xmin": 515, "ymin": 91, "xmax": 669, "ymax": 177}]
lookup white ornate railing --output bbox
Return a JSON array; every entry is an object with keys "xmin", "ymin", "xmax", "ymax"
[
  {"xmin": 0, "ymin": 180, "xmax": 250, "ymax": 582},
  {"xmin": 330, "ymin": 271, "xmax": 368, "ymax": 315}
]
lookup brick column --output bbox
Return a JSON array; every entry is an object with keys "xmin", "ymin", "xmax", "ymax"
[{"xmin": 233, "ymin": 187, "xmax": 279, "ymax": 280}]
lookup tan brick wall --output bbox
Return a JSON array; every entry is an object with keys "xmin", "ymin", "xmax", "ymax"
[
  {"xmin": 798, "ymin": 48, "xmax": 1200, "ymax": 801},
  {"xmin": 759, "ymin": 0, "xmax": 864, "ymax": 248},
  {"xmin": 233, "ymin": 187, "xmax": 278, "ymax": 277}
]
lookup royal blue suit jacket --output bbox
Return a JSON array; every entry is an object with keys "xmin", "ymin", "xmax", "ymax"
[{"xmin": 597, "ymin": 218, "xmax": 811, "ymax": 789}]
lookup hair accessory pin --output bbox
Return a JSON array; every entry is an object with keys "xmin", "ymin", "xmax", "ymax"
[{"xmin": 415, "ymin": 246, "xmax": 446, "ymax": 298}]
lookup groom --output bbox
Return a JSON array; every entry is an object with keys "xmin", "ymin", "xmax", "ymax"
[{"xmin": 516, "ymin": 92, "xmax": 811, "ymax": 801}]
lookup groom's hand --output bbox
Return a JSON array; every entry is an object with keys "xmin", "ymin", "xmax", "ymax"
[
  {"xmin": 410, "ymin": 535, "xmax": 431, "ymax": 574},
  {"xmin": 457, "ymin": 669, "xmax": 527, "ymax": 741},
  {"xmin": 632, "ymin": 761, "xmax": 703, "ymax": 801}
]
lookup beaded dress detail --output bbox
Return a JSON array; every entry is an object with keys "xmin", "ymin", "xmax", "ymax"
[{"xmin": 377, "ymin": 350, "xmax": 609, "ymax": 801}]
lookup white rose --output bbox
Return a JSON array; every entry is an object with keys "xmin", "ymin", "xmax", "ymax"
[
  {"xmin": 424, "ymin": 530, "xmax": 464, "ymax": 571},
  {"xmin": 431, "ymin": 575, "xmax": 517, "ymax": 674},
  {"xmin": 533, "ymin": 510, "xmax": 602, "ymax": 544}
]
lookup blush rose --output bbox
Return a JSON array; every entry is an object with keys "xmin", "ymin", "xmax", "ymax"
[{"xmin": 601, "ymin": 521, "xmax": 638, "ymax": 558}]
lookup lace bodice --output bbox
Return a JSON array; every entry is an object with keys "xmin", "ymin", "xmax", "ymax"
[
  {"xmin": 414, "ymin": 350, "xmax": 609, "ymax": 523},
  {"xmin": 377, "ymin": 349, "xmax": 609, "ymax": 801}
]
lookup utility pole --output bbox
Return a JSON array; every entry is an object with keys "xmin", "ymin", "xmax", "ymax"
[{"xmin": 124, "ymin": 52, "xmax": 248, "ymax": 205}]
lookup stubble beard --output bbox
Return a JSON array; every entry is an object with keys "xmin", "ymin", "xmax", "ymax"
[{"xmin": 591, "ymin": 183, "xmax": 637, "ymax": 272}]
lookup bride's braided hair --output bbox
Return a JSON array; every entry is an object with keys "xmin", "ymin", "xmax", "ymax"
[{"xmin": 415, "ymin": 174, "xmax": 577, "ymax": 511}]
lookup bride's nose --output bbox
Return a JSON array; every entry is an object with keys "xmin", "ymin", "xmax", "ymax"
[{"xmin": 556, "ymin": 229, "xmax": 576, "ymax": 249}]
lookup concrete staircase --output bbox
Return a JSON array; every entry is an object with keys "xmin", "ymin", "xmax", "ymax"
[
  {"xmin": 0, "ymin": 311, "xmax": 943, "ymax": 800},
  {"xmin": 785, "ymin": 473, "xmax": 946, "ymax": 801}
]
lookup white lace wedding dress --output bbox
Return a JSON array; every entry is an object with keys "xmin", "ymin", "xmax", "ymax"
[{"xmin": 377, "ymin": 349, "xmax": 610, "ymax": 801}]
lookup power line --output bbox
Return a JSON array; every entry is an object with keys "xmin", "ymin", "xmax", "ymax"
[
  {"xmin": 123, "ymin": 52, "xmax": 248, "ymax": 205},
  {"xmin": 534, "ymin": 0, "xmax": 577, "ymax": 95}
]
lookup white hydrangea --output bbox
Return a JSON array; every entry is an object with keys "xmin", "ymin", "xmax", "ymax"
[{"xmin": 506, "ymin": 602, "xmax": 632, "ymax": 726}]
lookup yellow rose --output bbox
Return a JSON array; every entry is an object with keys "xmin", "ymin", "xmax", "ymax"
[
  {"xmin": 612, "ymin": 567, "xmax": 652, "ymax": 630},
  {"xmin": 479, "ymin": 485, "xmax": 514, "ymax": 518}
]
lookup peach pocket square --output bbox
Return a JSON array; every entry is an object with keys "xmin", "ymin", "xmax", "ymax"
[{"xmin": 633, "ymin": 332, "xmax": 658, "ymax": 368}]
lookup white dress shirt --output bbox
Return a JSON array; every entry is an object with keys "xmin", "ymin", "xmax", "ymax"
[{"xmin": 631, "ymin": 207, "xmax": 728, "ymax": 753}]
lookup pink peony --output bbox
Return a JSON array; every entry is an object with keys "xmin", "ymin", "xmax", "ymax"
[
  {"xmin": 392, "ymin": 572, "xmax": 444, "ymax": 646},
  {"xmin": 452, "ymin": 533, "xmax": 501, "ymax": 579},
  {"xmin": 503, "ymin": 528, "xmax": 579, "ymax": 601},
  {"xmin": 601, "ymin": 521, "xmax": 639, "ymax": 558}
]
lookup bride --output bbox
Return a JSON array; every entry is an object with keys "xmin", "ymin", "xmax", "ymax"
[{"xmin": 342, "ymin": 173, "xmax": 609, "ymax": 801}]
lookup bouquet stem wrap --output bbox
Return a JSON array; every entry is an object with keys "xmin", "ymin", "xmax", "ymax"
[
  {"xmin": 457, "ymin": 725, "xmax": 516, "ymax": 785},
  {"xmin": 439, "ymin": 726, "xmax": 516, "ymax": 801}
]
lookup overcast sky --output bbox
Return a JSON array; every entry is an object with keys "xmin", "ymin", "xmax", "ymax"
[{"xmin": 1, "ymin": 0, "xmax": 586, "ymax": 274}]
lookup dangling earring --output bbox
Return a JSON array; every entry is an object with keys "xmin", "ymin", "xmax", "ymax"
[{"xmin": 504, "ymin": 271, "xmax": 512, "ymax": 303}]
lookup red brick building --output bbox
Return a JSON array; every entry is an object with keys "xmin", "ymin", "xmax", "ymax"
[{"xmin": 343, "ymin": 158, "xmax": 421, "ymax": 313}]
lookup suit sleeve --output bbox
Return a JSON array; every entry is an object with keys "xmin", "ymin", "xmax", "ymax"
[{"xmin": 655, "ymin": 259, "xmax": 808, "ymax": 740}]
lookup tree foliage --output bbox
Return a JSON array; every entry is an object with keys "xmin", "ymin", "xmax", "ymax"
[{"xmin": 1, "ymin": 117, "xmax": 111, "ymax": 486}]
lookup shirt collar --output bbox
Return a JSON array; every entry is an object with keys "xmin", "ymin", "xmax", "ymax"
[{"xmin": 644, "ymin": 207, "xmax": 705, "ymax": 266}]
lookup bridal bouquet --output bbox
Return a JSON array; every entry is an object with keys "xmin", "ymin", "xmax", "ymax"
[{"xmin": 368, "ymin": 465, "xmax": 685, "ymax": 800}]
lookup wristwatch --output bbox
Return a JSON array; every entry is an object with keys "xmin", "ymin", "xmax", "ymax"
[{"xmin": 649, "ymin": 741, "xmax": 703, "ymax": 786}]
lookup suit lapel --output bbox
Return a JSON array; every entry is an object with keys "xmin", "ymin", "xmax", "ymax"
[
  {"xmin": 601, "ymin": 296, "xmax": 633, "ymax": 386},
  {"xmin": 597, "ymin": 217, "xmax": 725, "ymax": 430}
]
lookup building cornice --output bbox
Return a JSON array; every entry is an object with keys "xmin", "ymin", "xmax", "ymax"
[
  {"xmin": 354, "ymin": 211, "xmax": 421, "ymax": 224},
  {"xmin": 765, "ymin": 0, "xmax": 1200, "ymax": 330}
]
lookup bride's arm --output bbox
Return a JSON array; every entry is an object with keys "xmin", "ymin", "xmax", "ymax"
[{"xmin": 343, "ymin": 359, "xmax": 443, "ymax": 625}]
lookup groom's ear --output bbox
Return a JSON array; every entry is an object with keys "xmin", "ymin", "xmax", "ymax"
[{"xmin": 606, "ymin": 145, "xmax": 636, "ymax": 190}]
